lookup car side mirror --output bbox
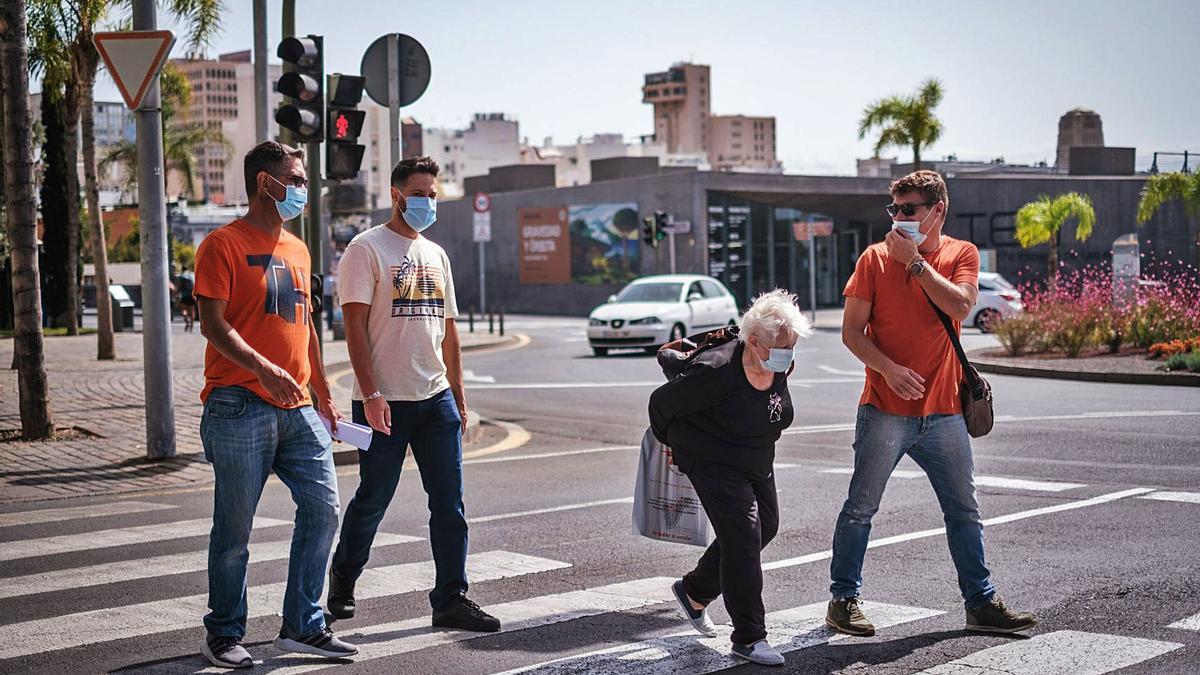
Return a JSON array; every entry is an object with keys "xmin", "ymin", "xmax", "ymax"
[
  {"xmin": 687, "ymin": 292, "xmax": 703, "ymax": 302},
  {"xmin": 607, "ymin": 294, "xmax": 618, "ymax": 304}
]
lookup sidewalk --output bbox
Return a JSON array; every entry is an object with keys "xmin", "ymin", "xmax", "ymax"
[{"xmin": 0, "ymin": 326, "xmax": 513, "ymax": 504}]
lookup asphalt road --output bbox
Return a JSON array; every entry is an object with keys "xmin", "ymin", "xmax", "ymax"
[{"xmin": 2, "ymin": 315, "xmax": 1198, "ymax": 674}]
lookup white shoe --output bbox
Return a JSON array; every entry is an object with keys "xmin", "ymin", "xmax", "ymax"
[
  {"xmin": 672, "ymin": 580, "xmax": 718, "ymax": 637},
  {"xmin": 731, "ymin": 639, "xmax": 785, "ymax": 666}
]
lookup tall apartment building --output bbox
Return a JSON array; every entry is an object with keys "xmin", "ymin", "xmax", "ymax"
[
  {"xmin": 642, "ymin": 62, "xmax": 780, "ymax": 173},
  {"xmin": 641, "ymin": 63, "xmax": 710, "ymax": 155},
  {"xmin": 709, "ymin": 115, "xmax": 779, "ymax": 172},
  {"xmin": 423, "ymin": 113, "xmax": 521, "ymax": 199},
  {"xmin": 1056, "ymin": 108, "xmax": 1104, "ymax": 170},
  {"xmin": 171, "ymin": 50, "xmax": 282, "ymax": 204}
]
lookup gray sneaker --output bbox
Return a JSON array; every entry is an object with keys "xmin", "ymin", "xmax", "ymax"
[
  {"xmin": 671, "ymin": 580, "xmax": 718, "ymax": 638},
  {"xmin": 200, "ymin": 635, "xmax": 252, "ymax": 669},
  {"xmin": 273, "ymin": 624, "xmax": 358, "ymax": 659},
  {"xmin": 825, "ymin": 597, "xmax": 876, "ymax": 637},
  {"xmin": 731, "ymin": 640, "xmax": 785, "ymax": 666}
]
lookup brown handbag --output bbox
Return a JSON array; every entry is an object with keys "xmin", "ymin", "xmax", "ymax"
[{"xmin": 925, "ymin": 294, "xmax": 994, "ymax": 437}]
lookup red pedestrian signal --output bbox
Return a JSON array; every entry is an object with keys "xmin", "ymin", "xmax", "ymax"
[{"xmin": 335, "ymin": 112, "xmax": 350, "ymax": 140}]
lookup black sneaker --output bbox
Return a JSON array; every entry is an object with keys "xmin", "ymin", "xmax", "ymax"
[
  {"xmin": 825, "ymin": 597, "xmax": 876, "ymax": 637},
  {"xmin": 200, "ymin": 635, "xmax": 253, "ymax": 669},
  {"xmin": 432, "ymin": 594, "xmax": 501, "ymax": 632},
  {"xmin": 272, "ymin": 624, "xmax": 359, "ymax": 659},
  {"xmin": 327, "ymin": 569, "xmax": 356, "ymax": 620},
  {"xmin": 966, "ymin": 595, "xmax": 1038, "ymax": 634}
]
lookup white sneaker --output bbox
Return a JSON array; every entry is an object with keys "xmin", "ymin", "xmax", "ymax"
[
  {"xmin": 672, "ymin": 580, "xmax": 718, "ymax": 637},
  {"xmin": 731, "ymin": 639, "xmax": 785, "ymax": 666},
  {"xmin": 200, "ymin": 635, "xmax": 253, "ymax": 669}
]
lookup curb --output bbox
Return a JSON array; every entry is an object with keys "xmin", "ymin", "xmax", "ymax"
[
  {"xmin": 460, "ymin": 334, "xmax": 523, "ymax": 352},
  {"xmin": 969, "ymin": 349, "xmax": 1200, "ymax": 387}
]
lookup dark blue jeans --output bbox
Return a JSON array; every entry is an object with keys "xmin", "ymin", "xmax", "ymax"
[
  {"xmin": 200, "ymin": 386, "xmax": 339, "ymax": 639},
  {"xmin": 830, "ymin": 404, "xmax": 995, "ymax": 608},
  {"xmin": 330, "ymin": 388, "xmax": 468, "ymax": 611}
]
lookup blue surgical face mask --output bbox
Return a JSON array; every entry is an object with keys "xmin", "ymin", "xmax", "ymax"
[
  {"xmin": 891, "ymin": 206, "xmax": 935, "ymax": 246},
  {"xmin": 402, "ymin": 196, "xmax": 437, "ymax": 232},
  {"xmin": 268, "ymin": 175, "xmax": 307, "ymax": 221},
  {"xmin": 761, "ymin": 346, "xmax": 795, "ymax": 373}
]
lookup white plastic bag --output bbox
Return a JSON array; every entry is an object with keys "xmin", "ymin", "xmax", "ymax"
[{"xmin": 632, "ymin": 427, "xmax": 709, "ymax": 547}]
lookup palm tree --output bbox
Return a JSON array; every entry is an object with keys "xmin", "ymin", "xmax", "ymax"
[
  {"xmin": 858, "ymin": 78, "xmax": 944, "ymax": 171},
  {"xmin": 2, "ymin": 0, "xmax": 56, "ymax": 438},
  {"xmin": 1015, "ymin": 192, "xmax": 1096, "ymax": 288},
  {"xmin": 99, "ymin": 64, "xmax": 231, "ymax": 200},
  {"xmin": 1137, "ymin": 171, "xmax": 1200, "ymax": 222},
  {"xmin": 30, "ymin": 0, "xmax": 224, "ymax": 361}
]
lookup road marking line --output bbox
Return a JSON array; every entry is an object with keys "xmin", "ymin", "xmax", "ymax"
[
  {"xmin": 462, "ymin": 418, "xmax": 532, "ymax": 460},
  {"xmin": 497, "ymin": 601, "xmax": 942, "ymax": 675},
  {"xmin": 0, "ymin": 533, "xmax": 422, "ymax": 600},
  {"xmin": 140, "ymin": 577, "xmax": 681, "ymax": 674},
  {"xmin": 1167, "ymin": 610, "xmax": 1200, "ymax": 632},
  {"xmin": 0, "ymin": 550, "xmax": 569, "ymax": 660},
  {"xmin": 1139, "ymin": 490, "xmax": 1200, "ymax": 504},
  {"xmin": 818, "ymin": 364, "xmax": 864, "ymax": 376},
  {"xmin": 784, "ymin": 409, "xmax": 1200, "ymax": 436},
  {"xmin": 0, "ymin": 500, "xmax": 177, "ymax": 528},
  {"xmin": 0, "ymin": 516, "xmax": 291, "ymax": 562},
  {"xmin": 467, "ymin": 498, "xmax": 634, "ymax": 524},
  {"xmin": 464, "ymin": 445, "xmax": 638, "ymax": 466},
  {"xmin": 819, "ymin": 468, "xmax": 1085, "ymax": 492},
  {"xmin": 916, "ymin": 630, "xmax": 1182, "ymax": 674},
  {"xmin": 763, "ymin": 488, "xmax": 1152, "ymax": 571},
  {"xmin": 463, "ymin": 369, "xmax": 496, "ymax": 384},
  {"xmin": 468, "ymin": 378, "xmax": 861, "ymax": 390}
]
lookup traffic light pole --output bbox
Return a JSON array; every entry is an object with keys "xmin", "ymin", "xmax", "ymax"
[
  {"xmin": 252, "ymin": 0, "xmax": 268, "ymax": 142},
  {"xmin": 132, "ymin": 0, "xmax": 176, "ymax": 459},
  {"xmin": 306, "ymin": 142, "xmax": 323, "ymax": 349}
]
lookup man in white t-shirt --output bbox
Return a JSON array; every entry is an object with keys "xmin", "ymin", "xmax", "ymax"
[{"xmin": 326, "ymin": 157, "xmax": 500, "ymax": 632}]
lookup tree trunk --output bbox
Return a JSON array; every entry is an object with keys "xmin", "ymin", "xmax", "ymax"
[
  {"xmin": 1, "ymin": 0, "xmax": 56, "ymax": 439},
  {"xmin": 38, "ymin": 84, "xmax": 73, "ymax": 329},
  {"xmin": 79, "ymin": 49, "xmax": 114, "ymax": 360},
  {"xmin": 62, "ymin": 82, "xmax": 82, "ymax": 335},
  {"xmin": 1047, "ymin": 228, "xmax": 1060, "ymax": 291},
  {"xmin": 912, "ymin": 141, "xmax": 922, "ymax": 172}
]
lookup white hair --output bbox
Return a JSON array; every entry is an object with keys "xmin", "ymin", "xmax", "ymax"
[{"xmin": 738, "ymin": 289, "xmax": 813, "ymax": 345}]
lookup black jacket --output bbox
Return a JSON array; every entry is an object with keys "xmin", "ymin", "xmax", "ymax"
[{"xmin": 648, "ymin": 340, "xmax": 793, "ymax": 478}]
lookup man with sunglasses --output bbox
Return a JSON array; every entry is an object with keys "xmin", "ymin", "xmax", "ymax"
[
  {"xmin": 826, "ymin": 170, "xmax": 1036, "ymax": 638},
  {"xmin": 193, "ymin": 142, "xmax": 357, "ymax": 667}
]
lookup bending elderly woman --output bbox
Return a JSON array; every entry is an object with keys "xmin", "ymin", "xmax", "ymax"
[{"xmin": 648, "ymin": 289, "xmax": 812, "ymax": 667}]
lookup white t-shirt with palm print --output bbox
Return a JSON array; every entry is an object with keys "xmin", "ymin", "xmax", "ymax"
[{"xmin": 337, "ymin": 224, "xmax": 458, "ymax": 402}]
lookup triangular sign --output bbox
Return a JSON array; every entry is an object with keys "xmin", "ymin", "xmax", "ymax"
[{"xmin": 93, "ymin": 30, "xmax": 177, "ymax": 111}]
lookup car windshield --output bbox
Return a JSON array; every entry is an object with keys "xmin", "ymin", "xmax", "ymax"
[{"xmin": 615, "ymin": 283, "xmax": 683, "ymax": 303}]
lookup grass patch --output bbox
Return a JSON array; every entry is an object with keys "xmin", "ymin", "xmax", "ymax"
[{"xmin": 1164, "ymin": 352, "xmax": 1200, "ymax": 373}]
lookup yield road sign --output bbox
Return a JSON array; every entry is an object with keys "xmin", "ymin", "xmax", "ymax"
[{"xmin": 93, "ymin": 31, "xmax": 177, "ymax": 110}]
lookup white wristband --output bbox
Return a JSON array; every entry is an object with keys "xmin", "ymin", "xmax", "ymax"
[{"xmin": 363, "ymin": 391, "xmax": 384, "ymax": 402}]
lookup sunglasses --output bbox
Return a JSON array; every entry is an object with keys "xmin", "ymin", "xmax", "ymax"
[
  {"xmin": 885, "ymin": 201, "xmax": 938, "ymax": 218},
  {"xmin": 269, "ymin": 173, "xmax": 309, "ymax": 189}
]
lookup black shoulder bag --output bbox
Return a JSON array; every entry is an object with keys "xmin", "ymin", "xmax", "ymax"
[{"xmin": 925, "ymin": 295, "xmax": 994, "ymax": 437}]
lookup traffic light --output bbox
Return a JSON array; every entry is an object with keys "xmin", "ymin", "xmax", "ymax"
[
  {"xmin": 654, "ymin": 211, "xmax": 668, "ymax": 243},
  {"xmin": 275, "ymin": 35, "xmax": 324, "ymax": 142},
  {"xmin": 642, "ymin": 215, "xmax": 657, "ymax": 248},
  {"xmin": 325, "ymin": 74, "xmax": 367, "ymax": 180}
]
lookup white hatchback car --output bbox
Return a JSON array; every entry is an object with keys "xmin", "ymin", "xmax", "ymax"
[
  {"xmin": 966, "ymin": 271, "xmax": 1024, "ymax": 332},
  {"xmin": 587, "ymin": 274, "xmax": 739, "ymax": 356}
]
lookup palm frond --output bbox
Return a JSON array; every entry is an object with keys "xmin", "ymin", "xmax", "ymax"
[
  {"xmin": 857, "ymin": 97, "xmax": 907, "ymax": 139},
  {"xmin": 918, "ymin": 78, "xmax": 943, "ymax": 109},
  {"xmin": 1015, "ymin": 195, "xmax": 1053, "ymax": 247},
  {"xmin": 1056, "ymin": 192, "xmax": 1096, "ymax": 241},
  {"xmin": 873, "ymin": 125, "xmax": 910, "ymax": 158},
  {"xmin": 1137, "ymin": 172, "xmax": 1200, "ymax": 223},
  {"xmin": 165, "ymin": 0, "xmax": 224, "ymax": 58}
]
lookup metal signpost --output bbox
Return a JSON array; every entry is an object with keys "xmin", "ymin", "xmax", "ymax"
[
  {"xmin": 361, "ymin": 34, "xmax": 431, "ymax": 169},
  {"xmin": 93, "ymin": 19, "xmax": 177, "ymax": 459},
  {"xmin": 473, "ymin": 192, "xmax": 492, "ymax": 311},
  {"xmin": 662, "ymin": 219, "xmax": 690, "ymax": 275}
]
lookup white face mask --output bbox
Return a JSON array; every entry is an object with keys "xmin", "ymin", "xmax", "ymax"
[{"xmin": 891, "ymin": 204, "xmax": 937, "ymax": 246}]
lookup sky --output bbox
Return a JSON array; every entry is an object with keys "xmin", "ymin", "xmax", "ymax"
[{"xmin": 91, "ymin": 0, "xmax": 1200, "ymax": 176}]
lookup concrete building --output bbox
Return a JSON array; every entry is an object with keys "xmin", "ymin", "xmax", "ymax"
[
  {"xmin": 422, "ymin": 113, "xmax": 521, "ymax": 200},
  {"xmin": 30, "ymin": 93, "xmax": 134, "ymax": 204},
  {"xmin": 857, "ymin": 157, "xmax": 898, "ymax": 177},
  {"xmin": 709, "ymin": 115, "xmax": 781, "ymax": 172},
  {"xmin": 642, "ymin": 63, "xmax": 710, "ymax": 155},
  {"xmin": 1056, "ymin": 108, "xmax": 1104, "ymax": 170},
  {"xmin": 520, "ymin": 134, "xmax": 672, "ymax": 187},
  {"xmin": 406, "ymin": 159, "xmax": 1195, "ymax": 317}
]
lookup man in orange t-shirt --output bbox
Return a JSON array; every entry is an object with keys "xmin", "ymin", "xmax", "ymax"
[
  {"xmin": 193, "ymin": 142, "xmax": 356, "ymax": 668},
  {"xmin": 825, "ymin": 170, "xmax": 1037, "ymax": 639}
]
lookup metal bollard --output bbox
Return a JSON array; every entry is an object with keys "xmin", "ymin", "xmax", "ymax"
[
  {"xmin": 499, "ymin": 307, "xmax": 505, "ymax": 336},
  {"xmin": 488, "ymin": 309, "xmax": 494, "ymax": 335},
  {"xmin": 468, "ymin": 306, "xmax": 475, "ymax": 333}
]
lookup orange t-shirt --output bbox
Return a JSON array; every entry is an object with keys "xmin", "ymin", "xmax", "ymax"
[
  {"xmin": 194, "ymin": 219, "xmax": 313, "ymax": 407},
  {"xmin": 843, "ymin": 236, "xmax": 980, "ymax": 417}
]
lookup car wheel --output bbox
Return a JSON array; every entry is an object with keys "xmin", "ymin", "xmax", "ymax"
[
  {"xmin": 976, "ymin": 308, "xmax": 1001, "ymax": 333},
  {"xmin": 592, "ymin": 346, "xmax": 609, "ymax": 357}
]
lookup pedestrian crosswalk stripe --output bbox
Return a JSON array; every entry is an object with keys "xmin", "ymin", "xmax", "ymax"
[
  {"xmin": 819, "ymin": 468, "xmax": 1085, "ymax": 492},
  {"xmin": 0, "ymin": 501, "xmax": 177, "ymax": 528},
  {"xmin": 137, "ymin": 577, "xmax": 679, "ymax": 674},
  {"xmin": 1167, "ymin": 610, "xmax": 1200, "ymax": 632},
  {"xmin": 1139, "ymin": 490, "xmax": 1200, "ymax": 504},
  {"xmin": 0, "ymin": 516, "xmax": 291, "ymax": 562},
  {"xmin": 0, "ymin": 550, "xmax": 569, "ymax": 660},
  {"xmin": 915, "ymin": 630, "xmax": 1182, "ymax": 674},
  {"xmin": 495, "ymin": 601, "xmax": 943, "ymax": 674},
  {"xmin": 0, "ymin": 532, "xmax": 423, "ymax": 600}
]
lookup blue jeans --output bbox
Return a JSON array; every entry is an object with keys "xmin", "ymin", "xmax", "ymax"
[
  {"xmin": 200, "ymin": 386, "xmax": 340, "ymax": 638},
  {"xmin": 331, "ymin": 388, "xmax": 468, "ymax": 611},
  {"xmin": 829, "ymin": 404, "xmax": 995, "ymax": 608}
]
